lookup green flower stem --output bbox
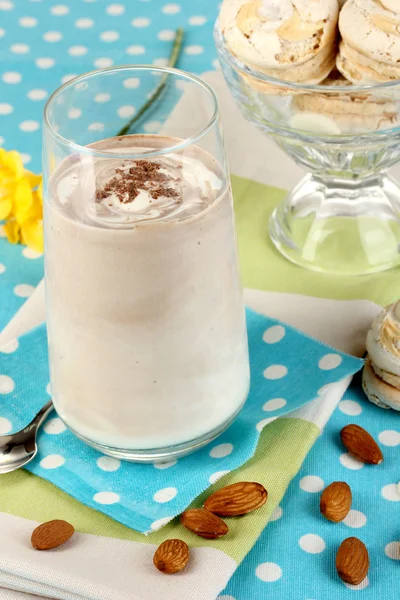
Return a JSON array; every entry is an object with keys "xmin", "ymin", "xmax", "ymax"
[{"xmin": 117, "ymin": 27, "xmax": 184, "ymax": 136}]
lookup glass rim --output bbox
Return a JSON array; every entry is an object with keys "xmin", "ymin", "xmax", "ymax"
[
  {"xmin": 214, "ymin": 22, "xmax": 400, "ymax": 94},
  {"xmin": 43, "ymin": 65, "xmax": 220, "ymax": 159}
]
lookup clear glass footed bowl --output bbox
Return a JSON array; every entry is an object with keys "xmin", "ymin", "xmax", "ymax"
[{"xmin": 215, "ymin": 24, "xmax": 400, "ymax": 276}]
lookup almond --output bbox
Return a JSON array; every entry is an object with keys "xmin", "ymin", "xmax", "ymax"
[
  {"xmin": 204, "ymin": 482, "xmax": 268, "ymax": 516},
  {"xmin": 320, "ymin": 482, "xmax": 352, "ymax": 523},
  {"xmin": 336, "ymin": 537, "xmax": 369, "ymax": 585},
  {"xmin": 153, "ymin": 539, "xmax": 189, "ymax": 574},
  {"xmin": 180, "ymin": 508, "xmax": 228, "ymax": 539},
  {"xmin": 31, "ymin": 519, "xmax": 75, "ymax": 551},
  {"xmin": 340, "ymin": 424, "xmax": 383, "ymax": 465}
]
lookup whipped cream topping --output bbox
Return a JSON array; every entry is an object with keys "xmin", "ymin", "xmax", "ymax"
[{"xmin": 52, "ymin": 137, "xmax": 224, "ymax": 228}]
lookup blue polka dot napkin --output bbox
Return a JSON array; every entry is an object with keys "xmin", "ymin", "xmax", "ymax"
[
  {"xmin": 0, "ymin": 308, "xmax": 363, "ymax": 533},
  {"xmin": 221, "ymin": 378, "xmax": 400, "ymax": 599}
]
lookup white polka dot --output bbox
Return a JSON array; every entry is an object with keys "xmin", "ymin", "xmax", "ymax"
[
  {"xmin": 0, "ymin": 1, "xmax": 13, "ymax": 10},
  {"xmin": 88, "ymin": 122, "xmax": 104, "ymax": 131},
  {"xmin": 143, "ymin": 120, "xmax": 161, "ymax": 133},
  {"xmin": 94, "ymin": 93, "xmax": 110, "ymax": 104},
  {"xmin": 0, "ymin": 103, "xmax": 13, "ymax": 115},
  {"xmin": 209, "ymin": 443, "xmax": 233, "ymax": 458},
  {"xmin": 22, "ymin": 153, "xmax": 31, "ymax": 164},
  {"xmin": 0, "ymin": 375, "xmax": 15, "ymax": 395},
  {"xmin": 40, "ymin": 454, "xmax": 65, "ymax": 469},
  {"xmin": 153, "ymin": 487, "xmax": 178, "ymax": 503},
  {"xmin": 75, "ymin": 18, "xmax": 94, "ymax": 28},
  {"xmin": 117, "ymin": 105, "xmax": 135, "ymax": 118},
  {"xmin": 126, "ymin": 45, "xmax": 145, "ymax": 55},
  {"xmin": 61, "ymin": 74, "xmax": 77, "ymax": 84},
  {"xmin": 378, "ymin": 430, "xmax": 400, "ymax": 446},
  {"xmin": 209, "ymin": 470, "xmax": 230, "ymax": 484},
  {"xmin": 27, "ymin": 89, "xmax": 48, "ymax": 101},
  {"xmin": 0, "ymin": 229, "xmax": 6, "ymax": 239},
  {"xmin": 43, "ymin": 31, "xmax": 62, "ymax": 43},
  {"xmin": 94, "ymin": 57, "xmax": 113, "ymax": 68},
  {"xmin": 68, "ymin": 46, "xmax": 88, "ymax": 56},
  {"xmin": 22, "ymin": 248, "xmax": 43, "ymax": 260},
  {"xmin": 19, "ymin": 120, "xmax": 40, "ymax": 133},
  {"xmin": 382, "ymin": 483, "xmax": 400, "ymax": 501},
  {"xmin": 14, "ymin": 283, "xmax": 35, "ymax": 296},
  {"xmin": 163, "ymin": 3, "xmax": 180, "ymax": 14},
  {"xmin": 256, "ymin": 417, "xmax": 277, "ymax": 432},
  {"xmin": 263, "ymin": 325, "xmax": 286, "ymax": 344},
  {"xmin": 131, "ymin": 17, "xmax": 150, "ymax": 27},
  {"xmin": 319, "ymin": 353, "xmax": 342, "ymax": 370},
  {"xmin": 100, "ymin": 30, "xmax": 119, "ymax": 42},
  {"xmin": 0, "ymin": 264, "xmax": 6, "ymax": 274},
  {"xmin": 185, "ymin": 45, "xmax": 204, "ymax": 55},
  {"xmin": 343, "ymin": 509, "xmax": 367, "ymax": 528},
  {"xmin": 345, "ymin": 577, "xmax": 369, "ymax": 590},
  {"xmin": 340, "ymin": 452, "xmax": 364, "ymax": 470},
  {"xmin": 153, "ymin": 460, "xmax": 177, "ymax": 470},
  {"xmin": 189, "ymin": 15, "xmax": 207, "ymax": 25},
  {"xmin": 299, "ymin": 475, "xmax": 324, "ymax": 493},
  {"xmin": 153, "ymin": 57, "xmax": 168, "ymax": 67},
  {"xmin": 19, "ymin": 16, "xmax": 37, "ymax": 27},
  {"xmin": 93, "ymin": 491, "xmax": 120, "ymax": 504},
  {"xmin": 270, "ymin": 505, "xmax": 283, "ymax": 522},
  {"xmin": 0, "ymin": 28, "xmax": 4, "ymax": 38},
  {"xmin": 255, "ymin": 562, "xmax": 282, "ymax": 582},
  {"xmin": 263, "ymin": 397, "xmax": 287, "ymax": 412},
  {"xmin": 150, "ymin": 516, "xmax": 173, "ymax": 531},
  {"xmin": 263, "ymin": 365, "xmax": 288, "ymax": 380},
  {"xmin": 46, "ymin": 382, "xmax": 51, "ymax": 395},
  {"xmin": 51, "ymin": 4, "xmax": 69, "ymax": 15},
  {"xmin": 123, "ymin": 77, "xmax": 140, "ymax": 89},
  {"xmin": 68, "ymin": 108, "xmax": 82, "ymax": 119},
  {"xmin": 97, "ymin": 456, "xmax": 121, "ymax": 472},
  {"xmin": 299, "ymin": 533, "xmax": 326, "ymax": 554},
  {"xmin": 385, "ymin": 541, "xmax": 400, "ymax": 560},
  {"xmin": 158, "ymin": 29, "xmax": 175, "ymax": 41},
  {"xmin": 10, "ymin": 43, "xmax": 30, "ymax": 54},
  {"xmin": 2, "ymin": 72, "xmax": 21, "ymax": 84},
  {"xmin": 339, "ymin": 400, "xmax": 362, "ymax": 416},
  {"xmin": 43, "ymin": 418, "xmax": 67, "ymax": 434},
  {"xmin": 0, "ymin": 339, "xmax": 18, "ymax": 354},
  {"xmin": 35, "ymin": 58, "xmax": 55, "ymax": 69},
  {"xmin": 106, "ymin": 3, "xmax": 125, "ymax": 15},
  {"xmin": 0, "ymin": 417, "xmax": 12, "ymax": 434}
]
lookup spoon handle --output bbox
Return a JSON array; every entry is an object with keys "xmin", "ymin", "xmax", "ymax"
[{"xmin": 24, "ymin": 400, "xmax": 54, "ymax": 434}]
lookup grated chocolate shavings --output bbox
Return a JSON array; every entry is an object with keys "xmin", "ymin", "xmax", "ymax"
[{"xmin": 95, "ymin": 159, "xmax": 179, "ymax": 205}]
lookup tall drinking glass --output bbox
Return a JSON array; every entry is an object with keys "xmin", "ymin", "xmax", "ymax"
[{"xmin": 43, "ymin": 66, "xmax": 250, "ymax": 462}]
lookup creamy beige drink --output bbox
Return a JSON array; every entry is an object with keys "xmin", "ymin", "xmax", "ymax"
[{"xmin": 45, "ymin": 134, "xmax": 250, "ymax": 455}]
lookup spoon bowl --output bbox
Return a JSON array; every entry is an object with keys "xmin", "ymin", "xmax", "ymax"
[{"xmin": 0, "ymin": 401, "xmax": 54, "ymax": 474}]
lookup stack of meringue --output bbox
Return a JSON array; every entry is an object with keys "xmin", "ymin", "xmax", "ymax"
[
  {"xmin": 363, "ymin": 301, "xmax": 400, "ymax": 411},
  {"xmin": 337, "ymin": 0, "xmax": 400, "ymax": 84},
  {"xmin": 219, "ymin": 0, "xmax": 339, "ymax": 85}
]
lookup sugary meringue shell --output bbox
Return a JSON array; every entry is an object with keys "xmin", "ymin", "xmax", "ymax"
[
  {"xmin": 362, "ymin": 357, "xmax": 399, "ymax": 410},
  {"xmin": 366, "ymin": 301, "xmax": 400, "ymax": 378}
]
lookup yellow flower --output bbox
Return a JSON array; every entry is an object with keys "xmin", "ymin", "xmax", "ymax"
[{"xmin": 0, "ymin": 148, "xmax": 43, "ymax": 253}]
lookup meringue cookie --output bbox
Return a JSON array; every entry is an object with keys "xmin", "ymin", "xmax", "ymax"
[
  {"xmin": 219, "ymin": 0, "xmax": 339, "ymax": 84},
  {"xmin": 291, "ymin": 71, "xmax": 399, "ymax": 132},
  {"xmin": 362, "ymin": 301, "xmax": 400, "ymax": 411},
  {"xmin": 338, "ymin": 0, "xmax": 400, "ymax": 83},
  {"xmin": 362, "ymin": 357, "xmax": 400, "ymax": 410},
  {"xmin": 366, "ymin": 302, "xmax": 400, "ymax": 378}
]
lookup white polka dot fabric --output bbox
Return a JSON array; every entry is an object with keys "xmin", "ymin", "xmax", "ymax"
[
  {"xmin": 220, "ymin": 379, "xmax": 400, "ymax": 599},
  {"xmin": 0, "ymin": 309, "xmax": 362, "ymax": 533}
]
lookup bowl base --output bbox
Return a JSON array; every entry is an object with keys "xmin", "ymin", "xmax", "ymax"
[{"xmin": 269, "ymin": 173, "xmax": 400, "ymax": 276}]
